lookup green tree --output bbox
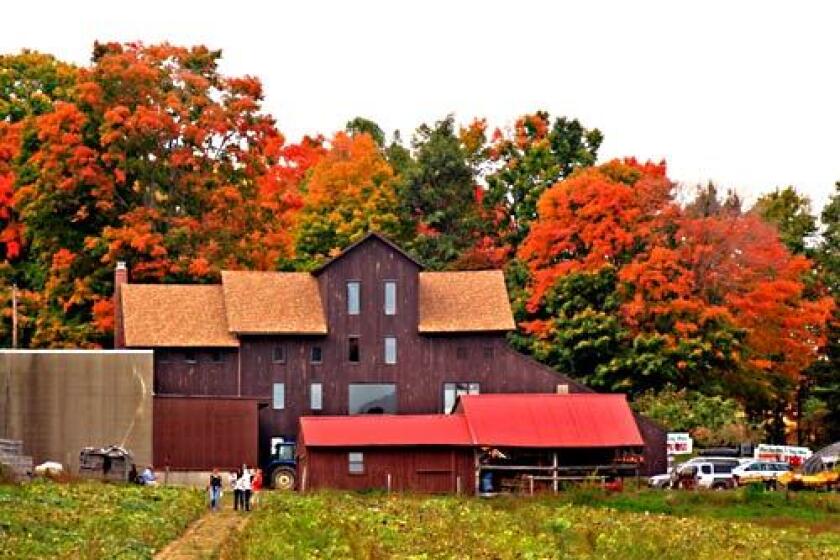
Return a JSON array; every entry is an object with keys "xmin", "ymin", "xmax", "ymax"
[
  {"xmin": 752, "ymin": 186, "xmax": 817, "ymax": 255},
  {"xmin": 484, "ymin": 111, "xmax": 602, "ymax": 249},
  {"xmin": 399, "ymin": 116, "xmax": 483, "ymax": 269}
]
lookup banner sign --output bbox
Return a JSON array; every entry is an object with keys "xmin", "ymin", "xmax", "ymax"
[{"xmin": 667, "ymin": 432, "xmax": 693, "ymax": 455}]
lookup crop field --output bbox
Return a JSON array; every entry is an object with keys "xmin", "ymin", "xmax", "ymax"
[
  {"xmin": 222, "ymin": 490, "xmax": 840, "ymax": 560},
  {"xmin": 0, "ymin": 480, "xmax": 204, "ymax": 559}
]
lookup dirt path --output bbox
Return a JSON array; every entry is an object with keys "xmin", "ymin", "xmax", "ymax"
[{"xmin": 155, "ymin": 510, "xmax": 247, "ymax": 560}]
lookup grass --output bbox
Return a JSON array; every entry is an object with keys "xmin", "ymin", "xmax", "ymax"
[
  {"xmin": 222, "ymin": 490, "xmax": 840, "ymax": 560},
  {"xmin": 565, "ymin": 484, "xmax": 840, "ymax": 527},
  {"xmin": 0, "ymin": 480, "xmax": 205, "ymax": 559}
]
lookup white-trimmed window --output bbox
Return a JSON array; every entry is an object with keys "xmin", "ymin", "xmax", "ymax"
[
  {"xmin": 348, "ymin": 452, "xmax": 364, "ymax": 474},
  {"xmin": 347, "ymin": 281, "xmax": 360, "ymax": 315},
  {"xmin": 272, "ymin": 383, "xmax": 285, "ymax": 410},
  {"xmin": 443, "ymin": 382, "xmax": 479, "ymax": 414},
  {"xmin": 384, "ymin": 336, "xmax": 397, "ymax": 364},
  {"xmin": 310, "ymin": 383, "xmax": 323, "ymax": 410},
  {"xmin": 384, "ymin": 281, "xmax": 397, "ymax": 315}
]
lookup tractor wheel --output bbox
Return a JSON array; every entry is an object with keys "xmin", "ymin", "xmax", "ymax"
[{"xmin": 272, "ymin": 467, "xmax": 296, "ymax": 490}]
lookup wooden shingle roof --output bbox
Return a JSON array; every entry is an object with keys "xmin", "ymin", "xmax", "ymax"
[
  {"xmin": 418, "ymin": 270, "xmax": 515, "ymax": 333},
  {"xmin": 220, "ymin": 271, "xmax": 327, "ymax": 334},
  {"xmin": 120, "ymin": 284, "xmax": 239, "ymax": 347}
]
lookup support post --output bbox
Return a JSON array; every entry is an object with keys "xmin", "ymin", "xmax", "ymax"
[
  {"xmin": 11, "ymin": 284, "xmax": 17, "ymax": 349},
  {"xmin": 552, "ymin": 452, "xmax": 559, "ymax": 494},
  {"xmin": 386, "ymin": 473, "xmax": 392, "ymax": 493}
]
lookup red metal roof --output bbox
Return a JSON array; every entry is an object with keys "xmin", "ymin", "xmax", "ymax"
[
  {"xmin": 300, "ymin": 394, "xmax": 643, "ymax": 449},
  {"xmin": 300, "ymin": 415, "xmax": 472, "ymax": 446},
  {"xmin": 457, "ymin": 394, "xmax": 644, "ymax": 448}
]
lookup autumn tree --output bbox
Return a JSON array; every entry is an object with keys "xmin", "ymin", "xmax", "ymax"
[
  {"xmin": 295, "ymin": 131, "xmax": 403, "ymax": 265},
  {"xmin": 516, "ymin": 159, "xmax": 833, "ymax": 437},
  {"xmin": 9, "ymin": 42, "xmax": 307, "ymax": 346}
]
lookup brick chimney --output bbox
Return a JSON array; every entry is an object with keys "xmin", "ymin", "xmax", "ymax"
[{"xmin": 114, "ymin": 261, "xmax": 128, "ymax": 348}]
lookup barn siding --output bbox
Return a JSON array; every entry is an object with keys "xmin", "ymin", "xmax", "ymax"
[
  {"xmin": 153, "ymin": 397, "xmax": 258, "ymax": 470},
  {"xmin": 301, "ymin": 446, "xmax": 475, "ymax": 493}
]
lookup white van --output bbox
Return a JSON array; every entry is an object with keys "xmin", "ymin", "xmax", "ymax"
[{"xmin": 669, "ymin": 456, "xmax": 747, "ymax": 489}]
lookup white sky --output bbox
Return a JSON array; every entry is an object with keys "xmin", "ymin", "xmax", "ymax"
[{"xmin": 2, "ymin": 0, "xmax": 838, "ymax": 212}]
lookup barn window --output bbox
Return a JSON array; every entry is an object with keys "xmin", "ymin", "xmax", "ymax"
[
  {"xmin": 348, "ymin": 337, "xmax": 360, "ymax": 363},
  {"xmin": 347, "ymin": 281, "xmax": 360, "ymax": 315},
  {"xmin": 184, "ymin": 350, "xmax": 197, "ymax": 364},
  {"xmin": 384, "ymin": 280, "xmax": 397, "ymax": 315},
  {"xmin": 158, "ymin": 351, "xmax": 170, "ymax": 363},
  {"xmin": 384, "ymin": 336, "xmax": 397, "ymax": 364},
  {"xmin": 456, "ymin": 347, "xmax": 467, "ymax": 360},
  {"xmin": 209, "ymin": 350, "xmax": 223, "ymax": 363},
  {"xmin": 310, "ymin": 346, "xmax": 322, "ymax": 364},
  {"xmin": 556, "ymin": 384, "xmax": 570, "ymax": 394},
  {"xmin": 349, "ymin": 384, "xmax": 396, "ymax": 414},
  {"xmin": 348, "ymin": 452, "xmax": 364, "ymax": 474},
  {"xmin": 272, "ymin": 383, "xmax": 285, "ymax": 410},
  {"xmin": 443, "ymin": 382, "xmax": 479, "ymax": 414},
  {"xmin": 483, "ymin": 346, "xmax": 494, "ymax": 359},
  {"xmin": 310, "ymin": 383, "xmax": 323, "ymax": 410},
  {"xmin": 272, "ymin": 345, "xmax": 286, "ymax": 364}
]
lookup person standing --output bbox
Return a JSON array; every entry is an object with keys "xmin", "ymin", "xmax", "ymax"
[
  {"xmin": 251, "ymin": 468, "xmax": 263, "ymax": 509},
  {"xmin": 231, "ymin": 469, "xmax": 242, "ymax": 511},
  {"xmin": 241, "ymin": 465, "xmax": 253, "ymax": 512},
  {"xmin": 208, "ymin": 468, "xmax": 223, "ymax": 511}
]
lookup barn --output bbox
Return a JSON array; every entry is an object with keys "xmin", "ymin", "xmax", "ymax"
[{"xmin": 298, "ymin": 393, "xmax": 646, "ymax": 494}]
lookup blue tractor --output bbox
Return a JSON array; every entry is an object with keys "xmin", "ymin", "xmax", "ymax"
[{"xmin": 264, "ymin": 437, "xmax": 297, "ymax": 490}]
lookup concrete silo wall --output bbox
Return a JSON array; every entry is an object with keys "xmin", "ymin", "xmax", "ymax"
[{"xmin": 0, "ymin": 350, "xmax": 153, "ymax": 472}]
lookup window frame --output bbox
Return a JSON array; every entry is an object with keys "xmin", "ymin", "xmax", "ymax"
[
  {"xmin": 383, "ymin": 336, "xmax": 397, "ymax": 365},
  {"xmin": 310, "ymin": 382, "xmax": 323, "ymax": 411},
  {"xmin": 310, "ymin": 346, "xmax": 323, "ymax": 364},
  {"xmin": 208, "ymin": 350, "xmax": 223, "ymax": 364},
  {"xmin": 272, "ymin": 383, "xmax": 285, "ymax": 410},
  {"xmin": 348, "ymin": 336, "xmax": 360, "ymax": 364},
  {"xmin": 348, "ymin": 383, "xmax": 398, "ymax": 415},
  {"xmin": 184, "ymin": 350, "xmax": 197, "ymax": 364},
  {"xmin": 346, "ymin": 280, "xmax": 361, "ymax": 316},
  {"xmin": 383, "ymin": 280, "xmax": 397, "ymax": 316},
  {"xmin": 272, "ymin": 345, "xmax": 286, "ymax": 364},
  {"xmin": 348, "ymin": 451, "xmax": 364, "ymax": 474}
]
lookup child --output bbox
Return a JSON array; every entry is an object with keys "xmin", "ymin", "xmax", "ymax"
[{"xmin": 207, "ymin": 468, "xmax": 223, "ymax": 511}]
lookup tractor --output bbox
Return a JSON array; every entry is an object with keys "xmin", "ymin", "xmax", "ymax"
[{"xmin": 264, "ymin": 437, "xmax": 297, "ymax": 490}]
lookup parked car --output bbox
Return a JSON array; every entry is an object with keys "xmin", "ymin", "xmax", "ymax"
[
  {"xmin": 732, "ymin": 461, "xmax": 791, "ymax": 488},
  {"xmin": 648, "ymin": 471, "xmax": 672, "ymax": 489}
]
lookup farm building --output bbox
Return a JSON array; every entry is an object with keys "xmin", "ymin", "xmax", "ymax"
[
  {"xmin": 298, "ymin": 393, "xmax": 646, "ymax": 494},
  {"xmin": 115, "ymin": 232, "xmax": 666, "ymax": 483}
]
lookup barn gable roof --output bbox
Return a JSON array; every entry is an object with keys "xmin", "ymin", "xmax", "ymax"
[
  {"xmin": 121, "ymin": 284, "xmax": 239, "ymax": 347},
  {"xmin": 418, "ymin": 270, "xmax": 515, "ymax": 333},
  {"xmin": 312, "ymin": 232, "xmax": 424, "ymax": 275},
  {"xmin": 300, "ymin": 394, "xmax": 643, "ymax": 448},
  {"xmin": 221, "ymin": 271, "xmax": 327, "ymax": 334}
]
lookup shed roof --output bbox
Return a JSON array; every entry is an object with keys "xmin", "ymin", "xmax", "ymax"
[
  {"xmin": 300, "ymin": 394, "xmax": 643, "ymax": 449},
  {"xmin": 221, "ymin": 271, "xmax": 327, "ymax": 334},
  {"xmin": 457, "ymin": 394, "xmax": 644, "ymax": 448},
  {"xmin": 300, "ymin": 415, "xmax": 472, "ymax": 446},
  {"xmin": 418, "ymin": 270, "xmax": 515, "ymax": 333},
  {"xmin": 121, "ymin": 284, "xmax": 239, "ymax": 347}
]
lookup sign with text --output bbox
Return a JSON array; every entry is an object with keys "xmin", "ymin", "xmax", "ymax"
[
  {"xmin": 754, "ymin": 444, "xmax": 812, "ymax": 467},
  {"xmin": 667, "ymin": 432, "xmax": 693, "ymax": 455}
]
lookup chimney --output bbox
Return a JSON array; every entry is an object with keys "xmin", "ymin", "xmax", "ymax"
[{"xmin": 114, "ymin": 261, "xmax": 128, "ymax": 348}]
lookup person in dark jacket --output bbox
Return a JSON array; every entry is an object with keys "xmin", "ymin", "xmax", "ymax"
[{"xmin": 207, "ymin": 468, "xmax": 223, "ymax": 511}]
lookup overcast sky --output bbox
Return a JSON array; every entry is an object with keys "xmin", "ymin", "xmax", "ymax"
[{"xmin": 3, "ymin": 1, "xmax": 838, "ymax": 212}]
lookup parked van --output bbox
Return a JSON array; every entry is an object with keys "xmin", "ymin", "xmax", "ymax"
[
  {"xmin": 675, "ymin": 461, "xmax": 735, "ymax": 490},
  {"xmin": 669, "ymin": 456, "xmax": 747, "ymax": 489}
]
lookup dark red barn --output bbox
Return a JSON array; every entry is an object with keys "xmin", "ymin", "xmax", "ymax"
[{"xmin": 115, "ymin": 233, "xmax": 666, "ymax": 485}]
